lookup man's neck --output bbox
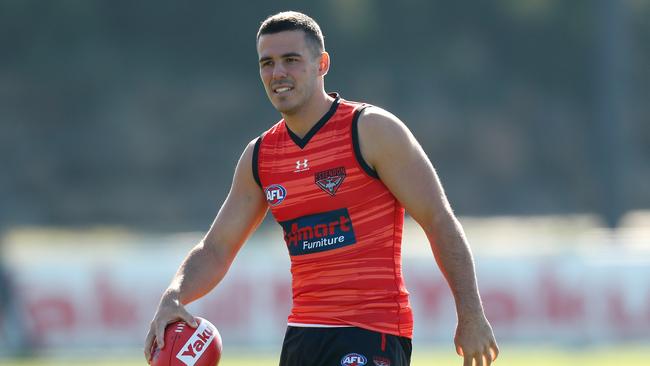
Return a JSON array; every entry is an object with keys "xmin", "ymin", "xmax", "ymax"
[{"xmin": 283, "ymin": 91, "xmax": 335, "ymax": 138}]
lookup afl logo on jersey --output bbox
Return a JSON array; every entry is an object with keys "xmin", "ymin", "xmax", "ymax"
[{"xmin": 265, "ymin": 184, "xmax": 287, "ymax": 206}]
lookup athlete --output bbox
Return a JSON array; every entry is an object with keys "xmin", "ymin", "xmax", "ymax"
[{"xmin": 144, "ymin": 11, "xmax": 499, "ymax": 366}]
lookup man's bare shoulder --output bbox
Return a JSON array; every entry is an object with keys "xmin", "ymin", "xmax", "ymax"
[
  {"xmin": 358, "ymin": 105, "xmax": 415, "ymax": 147},
  {"xmin": 245, "ymin": 137, "xmax": 260, "ymax": 152},
  {"xmin": 237, "ymin": 137, "xmax": 262, "ymax": 165},
  {"xmin": 358, "ymin": 105, "xmax": 405, "ymax": 134},
  {"xmin": 356, "ymin": 105, "xmax": 418, "ymax": 169},
  {"xmin": 231, "ymin": 137, "xmax": 262, "ymax": 182}
]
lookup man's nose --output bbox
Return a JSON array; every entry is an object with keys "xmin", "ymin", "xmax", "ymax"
[{"xmin": 272, "ymin": 63, "xmax": 288, "ymax": 79}]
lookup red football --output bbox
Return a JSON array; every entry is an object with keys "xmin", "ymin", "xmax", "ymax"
[{"xmin": 151, "ymin": 317, "xmax": 222, "ymax": 366}]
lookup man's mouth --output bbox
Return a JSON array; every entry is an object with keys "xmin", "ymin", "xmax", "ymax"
[{"xmin": 273, "ymin": 86, "xmax": 293, "ymax": 94}]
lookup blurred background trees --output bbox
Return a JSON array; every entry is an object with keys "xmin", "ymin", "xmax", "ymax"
[{"xmin": 1, "ymin": 0, "xmax": 648, "ymax": 230}]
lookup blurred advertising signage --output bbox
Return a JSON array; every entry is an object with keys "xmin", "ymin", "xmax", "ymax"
[{"xmin": 4, "ymin": 240, "xmax": 650, "ymax": 349}]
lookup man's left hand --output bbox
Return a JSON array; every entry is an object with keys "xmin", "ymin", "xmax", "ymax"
[{"xmin": 454, "ymin": 314, "xmax": 499, "ymax": 366}]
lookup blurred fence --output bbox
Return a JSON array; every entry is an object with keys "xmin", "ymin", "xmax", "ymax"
[{"xmin": 1, "ymin": 215, "xmax": 649, "ymax": 355}]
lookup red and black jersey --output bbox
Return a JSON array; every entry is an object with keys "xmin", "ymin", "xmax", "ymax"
[{"xmin": 253, "ymin": 93, "xmax": 413, "ymax": 338}]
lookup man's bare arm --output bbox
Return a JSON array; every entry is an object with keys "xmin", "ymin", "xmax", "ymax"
[
  {"xmin": 357, "ymin": 107, "xmax": 498, "ymax": 366},
  {"xmin": 144, "ymin": 139, "xmax": 267, "ymax": 362},
  {"xmin": 169, "ymin": 139, "xmax": 267, "ymax": 305}
]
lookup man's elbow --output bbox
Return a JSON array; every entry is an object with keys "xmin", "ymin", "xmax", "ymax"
[
  {"xmin": 418, "ymin": 207, "xmax": 456, "ymax": 234},
  {"xmin": 420, "ymin": 213, "xmax": 468, "ymax": 252},
  {"xmin": 200, "ymin": 236, "xmax": 230, "ymax": 266}
]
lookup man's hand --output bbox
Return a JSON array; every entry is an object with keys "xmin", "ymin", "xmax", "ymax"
[
  {"xmin": 454, "ymin": 314, "xmax": 499, "ymax": 366},
  {"xmin": 143, "ymin": 291, "xmax": 198, "ymax": 364}
]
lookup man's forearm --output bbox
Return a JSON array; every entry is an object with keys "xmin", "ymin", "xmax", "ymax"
[
  {"xmin": 425, "ymin": 215, "xmax": 485, "ymax": 319},
  {"xmin": 165, "ymin": 239, "xmax": 231, "ymax": 305}
]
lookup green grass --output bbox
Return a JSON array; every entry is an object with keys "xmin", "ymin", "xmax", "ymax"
[{"xmin": 1, "ymin": 345, "xmax": 647, "ymax": 366}]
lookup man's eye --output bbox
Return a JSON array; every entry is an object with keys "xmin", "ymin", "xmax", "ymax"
[
  {"xmin": 286, "ymin": 58, "xmax": 298, "ymax": 63},
  {"xmin": 261, "ymin": 61, "xmax": 273, "ymax": 68}
]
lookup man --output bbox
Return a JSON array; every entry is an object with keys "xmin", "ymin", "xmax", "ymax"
[{"xmin": 144, "ymin": 11, "xmax": 499, "ymax": 366}]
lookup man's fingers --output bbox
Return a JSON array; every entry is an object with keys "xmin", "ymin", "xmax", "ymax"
[
  {"xmin": 483, "ymin": 344, "xmax": 494, "ymax": 366},
  {"xmin": 180, "ymin": 308, "xmax": 198, "ymax": 328},
  {"xmin": 460, "ymin": 346, "xmax": 497, "ymax": 366},
  {"xmin": 474, "ymin": 354, "xmax": 484, "ymax": 366},
  {"xmin": 490, "ymin": 341, "xmax": 500, "ymax": 361},
  {"xmin": 143, "ymin": 328, "xmax": 155, "ymax": 363},
  {"xmin": 463, "ymin": 355, "xmax": 472, "ymax": 366},
  {"xmin": 154, "ymin": 321, "xmax": 166, "ymax": 349}
]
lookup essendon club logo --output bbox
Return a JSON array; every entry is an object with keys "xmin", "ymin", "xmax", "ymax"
[
  {"xmin": 373, "ymin": 356, "xmax": 391, "ymax": 366},
  {"xmin": 279, "ymin": 208, "xmax": 357, "ymax": 256},
  {"xmin": 315, "ymin": 166, "xmax": 346, "ymax": 196}
]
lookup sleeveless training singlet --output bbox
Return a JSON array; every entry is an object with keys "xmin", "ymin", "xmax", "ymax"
[{"xmin": 253, "ymin": 94, "xmax": 413, "ymax": 338}]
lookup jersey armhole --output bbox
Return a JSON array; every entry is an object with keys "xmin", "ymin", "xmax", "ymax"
[
  {"xmin": 352, "ymin": 105, "xmax": 380, "ymax": 179},
  {"xmin": 252, "ymin": 135, "xmax": 263, "ymax": 189}
]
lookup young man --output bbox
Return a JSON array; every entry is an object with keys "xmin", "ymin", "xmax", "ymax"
[{"xmin": 144, "ymin": 11, "xmax": 499, "ymax": 366}]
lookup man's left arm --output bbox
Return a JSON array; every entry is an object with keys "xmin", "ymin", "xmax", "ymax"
[{"xmin": 357, "ymin": 107, "xmax": 499, "ymax": 366}]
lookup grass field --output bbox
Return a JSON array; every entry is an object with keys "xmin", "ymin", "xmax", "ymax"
[{"xmin": 1, "ymin": 345, "xmax": 647, "ymax": 366}]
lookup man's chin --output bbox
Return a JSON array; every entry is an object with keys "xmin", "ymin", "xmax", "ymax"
[{"xmin": 271, "ymin": 99, "xmax": 299, "ymax": 115}]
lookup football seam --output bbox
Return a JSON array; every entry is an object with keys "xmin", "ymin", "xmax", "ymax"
[{"xmin": 167, "ymin": 323, "xmax": 180, "ymax": 365}]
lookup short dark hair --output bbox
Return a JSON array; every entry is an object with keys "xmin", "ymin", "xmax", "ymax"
[{"xmin": 257, "ymin": 11, "xmax": 325, "ymax": 56}]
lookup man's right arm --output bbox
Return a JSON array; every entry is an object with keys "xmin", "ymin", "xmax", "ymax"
[{"xmin": 144, "ymin": 138, "xmax": 267, "ymax": 362}]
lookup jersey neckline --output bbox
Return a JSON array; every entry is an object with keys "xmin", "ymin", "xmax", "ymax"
[{"xmin": 285, "ymin": 93, "xmax": 340, "ymax": 149}]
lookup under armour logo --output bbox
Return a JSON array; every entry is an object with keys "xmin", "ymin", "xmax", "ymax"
[{"xmin": 294, "ymin": 159, "xmax": 309, "ymax": 172}]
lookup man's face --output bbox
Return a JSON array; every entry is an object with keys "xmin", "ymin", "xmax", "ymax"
[{"xmin": 257, "ymin": 30, "xmax": 322, "ymax": 115}]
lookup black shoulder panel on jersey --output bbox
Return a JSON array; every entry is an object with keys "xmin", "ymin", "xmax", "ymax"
[
  {"xmin": 352, "ymin": 106, "xmax": 380, "ymax": 179},
  {"xmin": 252, "ymin": 136, "xmax": 263, "ymax": 188}
]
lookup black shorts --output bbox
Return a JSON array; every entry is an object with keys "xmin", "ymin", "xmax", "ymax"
[{"xmin": 279, "ymin": 326, "xmax": 412, "ymax": 366}]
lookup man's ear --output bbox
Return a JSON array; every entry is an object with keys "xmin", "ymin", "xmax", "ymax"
[{"xmin": 318, "ymin": 51, "xmax": 330, "ymax": 76}]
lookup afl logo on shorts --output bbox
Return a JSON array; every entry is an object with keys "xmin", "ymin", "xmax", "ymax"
[
  {"xmin": 341, "ymin": 353, "xmax": 367, "ymax": 366},
  {"xmin": 265, "ymin": 184, "xmax": 287, "ymax": 206}
]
